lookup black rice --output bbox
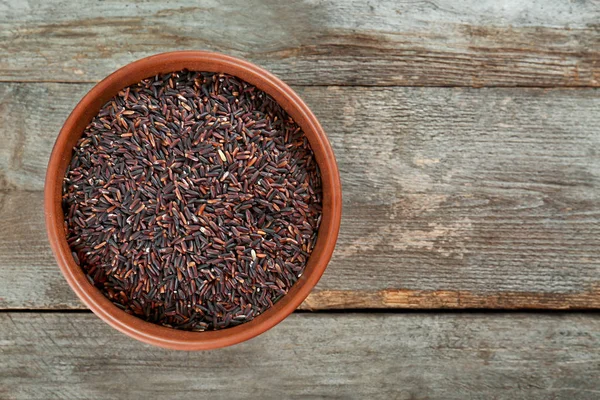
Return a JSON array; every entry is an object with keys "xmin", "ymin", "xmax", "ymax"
[{"xmin": 62, "ymin": 70, "xmax": 322, "ymax": 331}]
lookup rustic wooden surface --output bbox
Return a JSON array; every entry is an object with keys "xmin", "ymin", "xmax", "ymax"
[
  {"xmin": 1, "ymin": 0, "xmax": 599, "ymax": 87},
  {"xmin": 2, "ymin": 312, "xmax": 599, "ymax": 399},
  {"xmin": 1, "ymin": 83, "xmax": 599, "ymax": 310},
  {"xmin": 1, "ymin": 0, "xmax": 599, "ymax": 397}
]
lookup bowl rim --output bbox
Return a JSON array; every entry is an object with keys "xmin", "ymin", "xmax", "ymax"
[{"xmin": 44, "ymin": 51, "xmax": 342, "ymax": 350}]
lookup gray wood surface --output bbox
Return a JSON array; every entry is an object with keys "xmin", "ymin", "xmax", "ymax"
[
  {"xmin": 1, "ymin": 312, "xmax": 599, "ymax": 399},
  {"xmin": 1, "ymin": 1, "xmax": 599, "ymax": 398},
  {"xmin": 1, "ymin": 0, "xmax": 599, "ymax": 87},
  {"xmin": 1, "ymin": 82, "xmax": 599, "ymax": 310},
  {"xmin": 2, "ymin": 1, "xmax": 599, "ymax": 398}
]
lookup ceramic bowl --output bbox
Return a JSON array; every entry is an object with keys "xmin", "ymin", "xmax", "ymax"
[{"xmin": 45, "ymin": 51, "xmax": 342, "ymax": 350}]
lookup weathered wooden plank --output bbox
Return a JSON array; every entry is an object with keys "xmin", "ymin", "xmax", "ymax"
[
  {"xmin": 1, "ymin": 312, "xmax": 599, "ymax": 399},
  {"xmin": 1, "ymin": 0, "xmax": 599, "ymax": 86},
  {"xmin": 1, "ymin": 82, "xmax": 599, "ymax": 310},
  {"xmin": 2, "ymin": 190, "xmax": 600, "ymax": 310}
]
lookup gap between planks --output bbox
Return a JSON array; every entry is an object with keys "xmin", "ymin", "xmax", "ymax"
[
  {"xmin": 1, "ymin": 80, "xmax": 600, "ymax": 89},
  {"xmin": 3, "ymin": 287, "xmax": 600, "ymax": 312}
]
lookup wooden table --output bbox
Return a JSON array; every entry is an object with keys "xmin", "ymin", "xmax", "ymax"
[{"xmin": 1, "ymin": 1, "xmax": 599, "ymax": 398}]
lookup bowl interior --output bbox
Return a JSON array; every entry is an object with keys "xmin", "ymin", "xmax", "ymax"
[{"xmin": 45, "ymin": 51, "xmax": 341, "ymax": 350}]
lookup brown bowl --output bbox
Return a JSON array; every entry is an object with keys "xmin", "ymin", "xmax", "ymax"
[{"xmin": 45, "ymin": 51, "xmax": 342, "ymax": 350}]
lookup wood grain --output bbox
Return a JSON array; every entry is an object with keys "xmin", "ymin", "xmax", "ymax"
[
  {"xmin": 1, "ymin": 82, "xmax": 599, "ymax": 310},
  {"xmin": 1, "ymin": 0, "xmax": 599, "ymax": 87},
  {"xmin": 1, "ymin": 312, "xmax": 599, "ymax": 399}
]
